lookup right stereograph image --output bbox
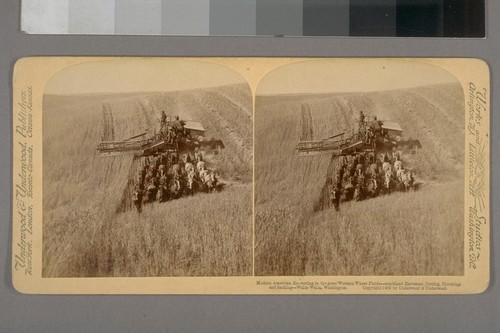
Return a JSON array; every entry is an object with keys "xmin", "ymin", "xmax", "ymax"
[{"xmin": 254, "ymin": 59, "xmax": 465, "ymax": 276}]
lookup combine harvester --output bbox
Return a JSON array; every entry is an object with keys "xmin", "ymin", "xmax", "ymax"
[
  {"xmin": 296, "ymin": 113, "xmax": 421, "ymax": 211},
  {"xmin": 97, "ymin": 114, "xmax": 225, "ymax": 213},
  {"xmin": 97, "ymin": 116, "xmax": 224, "ymax": 157},
  {"xmin": 296, "ymin": 116, "xmax": 410, "ymax": 158}
]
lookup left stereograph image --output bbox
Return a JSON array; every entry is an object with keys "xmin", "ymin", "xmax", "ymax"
[{"xmin": 42, "ymin": 60, "xmax": 253, "ymax": 277}]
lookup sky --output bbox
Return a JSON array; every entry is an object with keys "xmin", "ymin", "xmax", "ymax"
[
  {"xmin": 256, "ymin": 59, "xmax": 459, "ymax": 95},
  {"xmin": 44, "ymin": 59, "xmax": 246, "ymax": 95},
  {"xmin": 44, "ymin": 58, "xmax": 459, "ymax": 96}
]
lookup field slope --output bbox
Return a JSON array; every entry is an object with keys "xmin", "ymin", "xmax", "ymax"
[
  {"xmin": 43, "ymin": 83, "xmax": 253, "ymax": 277},
  {"xmin": 255, "ymin": 83, "xmax": 465, "ymax": 276}
]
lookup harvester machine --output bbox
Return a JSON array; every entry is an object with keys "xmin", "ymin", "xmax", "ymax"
[
  {"xmin": 296, "ymin": 132, "xmax": 376, "ymax": 157},
  {"xmin": 97, "ymin": 132, "xmax": 179, "ymax": 157},
  {"xmin": 295, "ymin": 116, "xmax": 419, "ymax": 157},
  {"xmin": 97, "ymin": 116, "xmax": 224, "ymax": 157}
]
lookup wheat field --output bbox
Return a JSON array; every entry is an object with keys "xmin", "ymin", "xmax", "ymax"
[
  {"xmin": 43, "ymin": 80, "xmax": 466, "ymax": 277},
  {"xmin": 42, "ymin": 83, "xmax": 253, "ymax": 277},
  {"xmin": 255, "ymin": 83, "xmax": 465, "ymax": 276}
]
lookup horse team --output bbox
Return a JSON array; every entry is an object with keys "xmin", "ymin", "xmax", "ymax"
[
  {"xmin": 132, "ymin": 151, "xmax": 218, "ymax": 213},
  {"xmin": 328, "ymin": 151, "xmax": 415, "ymax": 211}
]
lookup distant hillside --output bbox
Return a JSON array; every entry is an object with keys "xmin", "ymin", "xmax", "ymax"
[
  {"xmin": 42, "ymin": 83, "xmax": 253, "ymax": 277},
  {"xmin": 254, "ymin": 82, "xmax": 465, "ymax": 276}
]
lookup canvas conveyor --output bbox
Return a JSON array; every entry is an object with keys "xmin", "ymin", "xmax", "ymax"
[
  {"xmin": 296, "ymin": 130, "xmax": 376, "ymax": 156},
  {"xmin": 296, "ymin": 132, "xmax": 344, "ymax": 156},
  {"xmin": 97, "ymin": 133, "xmax": 178, "ymax": 156},
  {"xmin": 296, "ymin": 139, "xmax": 375, "ymax": 156},
  {"xmin": 296, "ymin": 139, "xmax": 342, "ymax": 156}
]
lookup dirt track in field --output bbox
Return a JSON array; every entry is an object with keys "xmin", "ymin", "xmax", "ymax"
[
  {"xmin": 102, "ymin": 103, "xmax": 115, "ymax": 141},
  {"xmin": 301, "ymin": 103, "xmax": 314, "ymax": 140},
  {"xmin": 116, "ymin": 156, "xmax": 141, "ymax": 213}
]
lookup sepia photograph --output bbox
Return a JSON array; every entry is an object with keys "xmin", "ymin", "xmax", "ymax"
[
  {"xmin": 41, "ymin": 59, "xmax": 253, "ymax": 277},
  {"xmin": 255, "ymin": 59, "xmax": 466, "ymax": 276},
  {"xmin": 11, "ymin": 57, "xmax": 489, "ymax": 294}
]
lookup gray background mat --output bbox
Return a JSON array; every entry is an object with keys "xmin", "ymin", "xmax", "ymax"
[{"xmin": 1, "ymin": 1, "xmax": 499, "ymax": 332}]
